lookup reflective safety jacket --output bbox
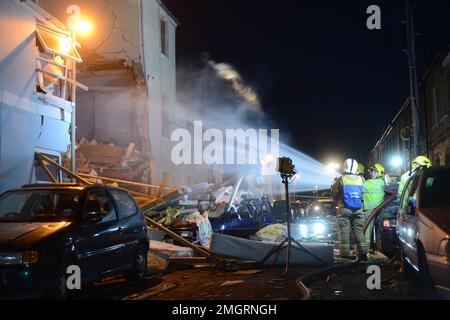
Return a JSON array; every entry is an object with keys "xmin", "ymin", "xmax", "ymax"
[
  {"xmin": 341, "ymin": 174, "xmax": 364, "ymax": 209},
  {"xmin": 363, "ymin": 178, "xmax": 385, "ymax": 210}
]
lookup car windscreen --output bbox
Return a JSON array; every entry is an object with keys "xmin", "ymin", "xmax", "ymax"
[
  {"xmin": 421, "ymin": 170, "xmax": 450, "ymax": 208},
  {"xmin": 0, "ymin": 189, "xmax": 80, "ymax": 222}
]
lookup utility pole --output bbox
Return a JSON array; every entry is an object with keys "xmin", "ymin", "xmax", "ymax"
[{"xmin": 405, "ymin": 0, "xmax": 421, "ymax": 157}]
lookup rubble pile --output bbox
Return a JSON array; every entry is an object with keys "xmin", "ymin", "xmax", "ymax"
[{"xmin": 71, "ymin": 138, "xmax": 153, "ymax": 185}]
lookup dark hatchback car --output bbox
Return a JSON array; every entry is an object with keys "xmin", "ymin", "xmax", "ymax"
[{"xmin": 0, "ymin": 183, "xmax": 149, "ymax": 298}]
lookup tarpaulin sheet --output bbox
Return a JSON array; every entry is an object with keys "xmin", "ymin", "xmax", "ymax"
[{"xmin": 210, "ymin": 233, "xmax": 333, "ymax": 266}]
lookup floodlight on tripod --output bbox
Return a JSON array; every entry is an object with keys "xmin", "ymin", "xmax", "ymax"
[{"xmin": 261, "ymin": 157, "xmax": 327, "ymax": 273}]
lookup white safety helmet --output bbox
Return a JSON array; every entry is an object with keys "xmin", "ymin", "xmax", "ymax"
[{"xmin": 343, "ymin": 158, "xmax": 358, "ymax": 174}]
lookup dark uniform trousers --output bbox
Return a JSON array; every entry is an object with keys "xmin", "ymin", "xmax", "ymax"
[{"xmin": 337, "ymin": 207, "xmax": 367, "ymax": 257}]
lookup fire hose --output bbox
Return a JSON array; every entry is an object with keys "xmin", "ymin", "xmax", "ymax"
[
  {"xmin": 296, "ymin": 189, "xmax": 398, "ymax": 298},
  {"xmin": 363, "ymin": 189, "xmax": 397, "ymax": 233}
]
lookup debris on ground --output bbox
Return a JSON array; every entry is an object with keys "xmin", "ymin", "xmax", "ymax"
[
  {"xmin": 220, "ymin": 280, "xmax": 245, "ymax": 287},
  {"xmin": 150, "ymin": 240, "xmax": 194, "ymax": 257},
  {"xmin": 255, "ymin": 223, "xmax": 287, "ymax": 242},
  {"xmin": 129, "ymin": 283, "xmax": 179, "ymax": 300},
  {"xmin": 73, "ymin": 139, "xmax": 153, "ymax": 187},
  {"xmin": 232, "ymin": 269, "xmax": 263, "ymax": 276},
  {"xmin": 148, "ymin": 251, "xmax": 170, "ymax": 271}
]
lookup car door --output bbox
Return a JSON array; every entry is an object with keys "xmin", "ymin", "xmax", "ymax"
[
  {"xmin": 74, "ymin": 188, "xmax": 122, "ymax": 281},
  {"xmin": 398, "ymin": 174, "xmax": 420, "ymax": 269},
  {"xmin": 108, "ymin": 189, "xmax": 142, "ymax": 267}
]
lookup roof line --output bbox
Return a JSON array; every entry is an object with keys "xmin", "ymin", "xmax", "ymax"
[
  {"xmin": 371, "ymin": 98, "xmax": 410, "ymax": 153},
  {"xmin": 155, "ymin": 0, "xmax": 180, "ymax": 26}
]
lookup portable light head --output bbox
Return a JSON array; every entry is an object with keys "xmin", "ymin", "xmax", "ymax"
[{"xmin": 276, "ymin": 157, "xmax": 296, "ymax": 176}]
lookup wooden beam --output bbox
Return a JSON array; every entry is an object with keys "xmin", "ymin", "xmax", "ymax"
[
  {"xmin": 145, "ymin": 217, "xmax": 210, "ymax": 258},
  {"xmin": 37, "ymin": 157, "xmax": 58, "ymax": 183},
  {"xmin": 36, "ymin": 152, "xmax": 93, "ymax": 185},
  {"xmin": 36, "ymin": 67, "xmax": 88, "ymax": 91}
]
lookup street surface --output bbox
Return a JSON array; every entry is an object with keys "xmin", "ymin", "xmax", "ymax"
[{"xmin": 75, "ymin": 260, "xmax": 423, "ymax": 300}]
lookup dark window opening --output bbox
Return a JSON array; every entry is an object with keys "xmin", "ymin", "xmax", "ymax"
[
  {"xmin": 34, "ymin": 153, "xmax": 61, "ymax": 182},
  {"xmin": 160, "ymin": 19, "xmax": 168, "ymax": 56}
]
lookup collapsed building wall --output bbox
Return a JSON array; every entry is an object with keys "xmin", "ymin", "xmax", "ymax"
[{"xmin": 37, "ymin": 0, "xmax": 225, "ymax": 188}]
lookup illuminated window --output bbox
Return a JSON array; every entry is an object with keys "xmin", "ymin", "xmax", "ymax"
[
  {"xmin": 36, "ymin": 24, "xmax": 81, "ymax": 62},
  {"xmin": 35, "ymin": 23, "xmax": 87, "ymax": 101}
]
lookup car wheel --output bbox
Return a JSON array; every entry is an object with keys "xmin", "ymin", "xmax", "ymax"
[
  {"xmin": 417, "ymin": 244, "xmax": 436, "ymax": 298},
  {"xmin": 376, "ymin": 227, "xmax": 395, "ymax": 257},
  {"xmin": 46, "ymin": 256, "xmax": 72, "ymax": 300},
  {"xmin": 375, "ymin": 227, "xmax": 384, "ymax": 254},
  {"xmin": 125, "ymin": 244, "xmax": 148, "ymax": 282}
]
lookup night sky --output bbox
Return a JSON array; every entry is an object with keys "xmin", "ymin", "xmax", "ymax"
[{"xmin": 162, "ymin": 0, "xmax": 450, "ymax": 163}]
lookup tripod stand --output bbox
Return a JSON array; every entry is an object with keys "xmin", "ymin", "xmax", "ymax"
[{"xmin": 261, "ymin": 172, "xmax": 328, "ymax": 273}]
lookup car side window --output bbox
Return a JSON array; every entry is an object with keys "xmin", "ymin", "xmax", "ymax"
[
  {"xmin": 109, "ymin": 190, "xmax": 138, "ymax": 220},
  {"xmin": 400, "ymin": 176, "xmax": 419, "ymax": 210},
  {"xmin": 400, "ymin": 178, "xmax": 414, "ymax": 210},
  {"xmin": 84, "ymin": 190, "xmax": 117, "ymax": 223}
]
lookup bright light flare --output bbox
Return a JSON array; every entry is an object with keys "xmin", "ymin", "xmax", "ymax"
[
  {"xmin": 391, "ymin": 156, "xmax": 402, "ymax": 168},
  {"xmin": 74, "ymin": 19, "xmax": 93, "ymax": 34},
  {"xmin": 58, "ymin": 37, "xmax": 72, "ymax": 55},
  {"xmin": 313, "ymin": 222, "xmax": 326, "ymax": 235},
  {"xmin": 260, "ymin": 153, "xmax": 274, "ymax": 167},
  {"xmin": 299, "ymin": 224, "xmax": 308, "ymax": 238},
  {"xmin": 326, "ymin": 162, "xmax": 340, "ymax": 173},
  {"xmin": 260, "ymin": 153, "xmax": 276, "ymax": 176}
]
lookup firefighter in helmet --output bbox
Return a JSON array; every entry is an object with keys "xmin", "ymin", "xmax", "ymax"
[
  {"xmin": 362, "ymin": 164, "xmax": 386, "ymax": 252},
  {"xmin": 331, "ymin": 159, "xmax": 367, "ymax": 261},
  {"xmin": 397, "ymin": 156, "xmax": 432, "ymax": 198}
]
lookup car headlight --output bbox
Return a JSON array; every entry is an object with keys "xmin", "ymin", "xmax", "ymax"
[
  {"xmin": 313, "ymin": 222, "xmax": 326, "ymax": 235},
  {"xmin": 0, "ymin": 251, "xmax": 38, "ymax": 265},
  {"xmin": 299, "ymin": 224, "xmax": 308, "ymax": 238},
  {"xmin": 383, "ymin": 218, "xmax": 397, "ymax": 228},
  {"xmin": 438, "ymin": 239, "xmax": 450, "ymax": 257},
  {"xmin": 180, "ymin": 231, "xmax": 193, "ymax": 238}
]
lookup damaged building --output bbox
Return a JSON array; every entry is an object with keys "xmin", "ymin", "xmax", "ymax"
[
  {"xmin": 0, "ymin": 0, "xmax": 85, "ymax": 192},
  {"xmin": 33, "ymin": 0, "xmax": 225, "ymax": 186}
]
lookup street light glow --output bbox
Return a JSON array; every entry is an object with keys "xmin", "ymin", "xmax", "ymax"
[
  {"xmin": 74, "ymin": 19, "xmax": 93, "ymax": 35},
  {"xmin": 326, "ymin": 162, "xmax": 340, "ymax": 173},
  {"xmin": 391, "ymin": 156, "xmax": 402, "ymax": 168}
]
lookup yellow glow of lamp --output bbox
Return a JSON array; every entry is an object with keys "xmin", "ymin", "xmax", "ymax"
[
  {"xmin": 74, "ymin": 19, "xmax": 93, "ymax": 35},
  {"xmin": 58, "ymin": 37, "xmax": 72, "ymax": 55}
]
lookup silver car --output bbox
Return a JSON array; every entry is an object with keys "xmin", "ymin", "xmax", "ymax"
[{"xmin": 397, "ymin": 167, "xmax": 450, "ymax": 298}]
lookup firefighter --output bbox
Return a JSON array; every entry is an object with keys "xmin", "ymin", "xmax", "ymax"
[
  {"xmin": 397, "ymin": 155, "xmax": 432, "ymax": 198},
  {"xmin": 362, "ymin": 164, "xmax": 385, "ymax": 252},
  {"xmin": 357, "ymin": 163, "xmax": 365, "ymax": 178},
  {"xmin": 331, "ymin": 158, "xmax": 367, "ymax": 261}
]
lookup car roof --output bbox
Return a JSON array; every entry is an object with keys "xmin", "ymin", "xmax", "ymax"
[
  {"xmin": 418, "ymin": 166, "xmax": 450, "ymax": 175},
  {"xmin": 21, "ymin": 183, "xmax": 85, "ymax": 189}
]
